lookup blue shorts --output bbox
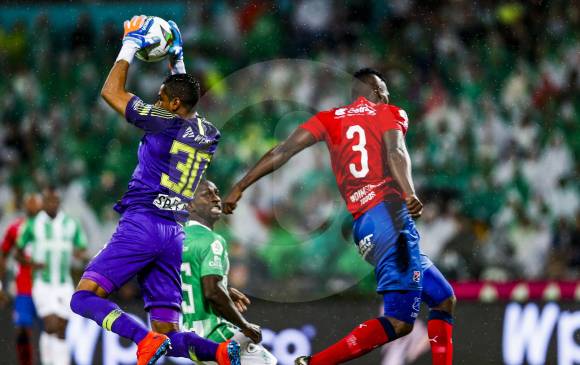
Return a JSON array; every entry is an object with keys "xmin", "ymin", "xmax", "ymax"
[
  {"xmin": 383, "ymin": 290, "xmax": 422, "ymax": 324},
  {"xmin": 13, "ymin": 295, "xmax": 37, "ymax": 327},
  {"xmin": 353, "ymin": 201, "xmax": 423, "ymax": 292},
  {"xmin": 422, "ymin": 264, "xmax": 454, "ymax": 308}
]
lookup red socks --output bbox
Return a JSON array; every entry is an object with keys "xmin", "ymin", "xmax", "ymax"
[
  {"xmin": 427, "ymin": 318, "xmax": 453, "ymax": 365},
  {"xmin": 16, "ymin": 330, "xmax": 33, "ymax": 365},
  {"xmin": 310, "ymin": 318, "xmax": 393, "ymax": 365},
  {"xmin": 309, "ymin": 312, "xmax": 453, "ymax": 365}
]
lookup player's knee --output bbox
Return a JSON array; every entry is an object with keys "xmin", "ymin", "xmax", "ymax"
[
  {"xmin": 56, "ymin": 324, "xmax": 67, "ymax": 339},
  {"xmin": 394, "ymin": 321, "xmax": 414, "ymax": 338},
  {"xmin": 381, "ymin": 316, "xmax": 414, "ymax": 339},
  {"xmin": 151, "ymin": 320, "xmax": 179, "ymax": 334},
  {"xmin": 43, "ymin": 316, "xmax": 59, "ymax": 334},
  {"xmin": 70, "ymin": 290, "xmax": 93, "ymax": 316},
  {"xmin": 433, "ymin": 295, "xmax": 456, "ymax": 315},
  {"xmin": 75, "ymin": 278, "xmax": 109, "ymax": 297},
  {"xmin": 447, "ymin": 295, "xmax": 457, "ymax": 310}
]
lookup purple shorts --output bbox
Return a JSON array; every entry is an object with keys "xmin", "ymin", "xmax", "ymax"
[{"xmin": 83, "ymin": 209, "xmax": 184, "ymax": 311}]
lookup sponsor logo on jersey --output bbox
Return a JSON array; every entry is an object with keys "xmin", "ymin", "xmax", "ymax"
[
  {"xmin": 413, "ymin": 270, "xmax": 421, "ymax": 282},
  {"xmin": 349, "ymin": 183, "xmax": 380, "ymax": 204},
  {"xmin": 153, "ymin": 194, "xmax": 186, "ymax": 211},
  {"xmin": 211, "ymin": 240, "xmax": 224, "ymax": 255},
  {"xmin": 335, "ymin": 104, "xmax": 376, "ymax": 117},
  {"xmin": 208, "ymin": 255, "xmax": 222, "ymax": 269},
  {"xmin": 183, "ymin": 126, "xmax": 196, "ymax": 138}
]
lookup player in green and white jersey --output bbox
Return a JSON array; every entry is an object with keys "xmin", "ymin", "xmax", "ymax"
[
  {"xmin": 182, "ymin": 180, "xmax": 277, "ymax": 364},
  {"xmin": 17, "ymin": 186, "xmax": 88, "ymax": 365}
]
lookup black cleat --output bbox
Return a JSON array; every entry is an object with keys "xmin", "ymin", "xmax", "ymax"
[{"xmin": 295, "ymin": 356, "xmax": 311, "ymax": 365}]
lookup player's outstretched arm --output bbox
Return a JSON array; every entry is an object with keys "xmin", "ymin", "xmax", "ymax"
[
  {"xmin": 223, "ymin": 127, "xmax": 317, "ymax": 214},
  {"xmin": 101, "ymin": 60, "xmax": 134, "ymax": 115},
  {"xmin": 202, "ymin": 275, "xmax": 262, "ymax": 343},
  {"xmin": 167, "ymin": 20, "xmax": 186, "ymax": 75},
  {"xmin": 101, "ymin": 15, "xmax": 160, "ymax": 115},
  {"xmin": 383, "ymin": 129, "xmax": 423, "ymax": 218}
]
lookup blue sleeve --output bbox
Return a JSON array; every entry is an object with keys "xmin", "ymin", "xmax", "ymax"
[{"xmin": 124, "ymin": 96, "xmax": 177, "ymax": 133}]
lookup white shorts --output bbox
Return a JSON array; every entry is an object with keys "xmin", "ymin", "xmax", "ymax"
[
  {"xmin": 32, "ymin": 280, "xmax": 74, "ymax": 319},
  {"xmin": 199, "ymin": 330, "xmax": 277, "ymax": 365}
]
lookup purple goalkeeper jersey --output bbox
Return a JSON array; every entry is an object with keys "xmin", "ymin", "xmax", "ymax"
[{"xmin": 114, "ymin": 96, "xmax": 220, "ymax": 222}]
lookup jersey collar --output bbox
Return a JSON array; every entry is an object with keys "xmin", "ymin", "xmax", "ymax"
[
  {"xmin": 355, "ymin": 96, "xmax": 376, "ymax": 107},
  {"xmin": 185, "ymin": 220, "xmax": 212, "ymax": 231},
  {"xmin": 37, "ymin": 210, "xmax": 63, "ymax": 222}
]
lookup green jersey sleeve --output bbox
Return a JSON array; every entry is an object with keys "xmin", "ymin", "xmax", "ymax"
[
  {"xmin": 200, "ymin": 236, "xmax": 228, "ymax": 278},
  {"xmin": 73, "ymin": 220, "xmax": 88, "ymax": 249},
  {"xmin": 16, "ymin": 218, "xmax": 34, "ymax": 249}
]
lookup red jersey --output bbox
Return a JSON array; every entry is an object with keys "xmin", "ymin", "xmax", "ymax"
[
  {"xmin": 1, "ymin": 217, "xmax": 32, "ymax": 295},
  {"xmin": 300, "ymin": 96, "xmax": 409, "ymax": 219}
]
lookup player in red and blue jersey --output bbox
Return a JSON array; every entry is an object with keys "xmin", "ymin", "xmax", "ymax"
[
  {"xmin": 0, "ymin": 193, "xmax": 42, "ymax": 365},
  {"xmin": 69, "ymin": 16, "xmax": 240, "ymax": 365},
  {"xmin": 224, "ymin": 68, "xmax": 455, "ymax": 365}
]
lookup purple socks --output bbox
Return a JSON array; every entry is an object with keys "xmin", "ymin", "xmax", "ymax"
[
  {"xmin": 166, "ymin": 331, "xmax": 219, "ymax": 361},
  {"xmin": 70, "ymin": 290, "xmax": 149, "ymax": 344},
  {"xmin": 70, "ymin": 290, "xmax": 221, "ymax": 361}
]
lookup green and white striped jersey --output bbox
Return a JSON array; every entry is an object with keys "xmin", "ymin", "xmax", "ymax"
[
  {"xmin": 17, "ymin": 211, "xmax": 87, "ymax": 285},
  {"xmin": 181, "ymin": 221, "xmax": 236, "ymax": 343}
]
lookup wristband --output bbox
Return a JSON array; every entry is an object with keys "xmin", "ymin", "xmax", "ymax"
[
  {"xmin": 116, "ymin": 42, "xmax": 140, "ymax": 64},
  {"xmin": 171, "ymin": 59, "xmax": 186, "ymax": 75}
]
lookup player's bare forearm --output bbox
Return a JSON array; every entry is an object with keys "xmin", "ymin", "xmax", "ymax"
[
  {"xmin": 15, "ymin": 248, "xmax": 43, "ymax": 270},
  {"xmin": 224, "ymin": 128, "xmax": 316, "ymax": 214},
  {"xmin": 15, "ymin": 248, "xmax": 28, "ymax": 265},
  {"xmin": 384, "ymin": 130, "xmax": 423, "ymax": 218},
  {"xmin": 202, "ymin": 275, "xmax": 251, "ymax": 330},
  {"xmin": 100, "ymin": 60, "xmax": 134, "ymax": 116},
  {"xmin": 384, "ymin": 130, "xmax": 415, "ymax": 196},
  {"xmin": 238, "ymin": 128, "xmax": 316, "ymax": 192}
]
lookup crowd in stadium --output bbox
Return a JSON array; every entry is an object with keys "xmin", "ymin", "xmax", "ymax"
[{"xmin": 0, "ymin": 1, "xmax": 578, "ymax": 296}]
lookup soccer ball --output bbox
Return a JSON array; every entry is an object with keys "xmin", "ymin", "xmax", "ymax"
[{"xmin": 135, "ymin": 17, "xmax": 174, "ymax": 63}]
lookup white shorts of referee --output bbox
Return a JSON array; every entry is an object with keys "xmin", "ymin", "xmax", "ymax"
[{"xmin": 199, "ymin": 330, "xmax": 278, "ymax": 365}]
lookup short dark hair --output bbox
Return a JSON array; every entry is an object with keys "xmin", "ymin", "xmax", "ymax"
[
  {"xmin": 162, "ymin": 73, "xmax": 201, "ymax": 110},
  {"xmin": 353, "ymin": 67, "xmax": 387, "ymax": 84}
]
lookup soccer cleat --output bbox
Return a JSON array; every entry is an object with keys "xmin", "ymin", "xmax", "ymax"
[
  {"xmin": 215, "ymin": 339, "xmax": 241, "ymax": 365},
  {"xmin": 295, "ymin": 356, "xmax": 311, "ymax": 365},
  {"xmin": 136, "ymin": 331, "xmax": 171, "ymax": 365}
]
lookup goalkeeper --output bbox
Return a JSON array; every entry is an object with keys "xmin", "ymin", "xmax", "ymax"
[{"xmin": 182, "ymin": 179, "xmax": 277, "ymax": 365}]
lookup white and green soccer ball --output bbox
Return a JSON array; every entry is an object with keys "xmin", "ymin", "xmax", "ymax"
[{"xmin": 135, "ymin": 16, "xmax": 174, "ymax": 63}]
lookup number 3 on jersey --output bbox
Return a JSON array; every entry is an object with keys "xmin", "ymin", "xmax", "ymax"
[{"xmin": 346, "ymin": 125, "xmax": 369, "ymax": 178}]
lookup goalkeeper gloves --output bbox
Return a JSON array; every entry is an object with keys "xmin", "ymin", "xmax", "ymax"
[
  {"xmin": 167, "ymin": 20, "xmax": 186, "ymax": 74},
  {"xmin": 116, "ymin": 15, "xmax": 160, "ymax": 63}
]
